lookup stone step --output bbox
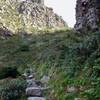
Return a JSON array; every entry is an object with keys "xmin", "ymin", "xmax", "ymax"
[
  {"xmin": 23, "ymin": 72, "xmax": 49, "ymax": 100},
  {"xmin": 28, "ymin": 75, "xmax": 34, "ymax": 79},
  {"xmin": 26, "ymin": 87, "xmax": 50, "ymax": 91},
  {"xmin": 26, "ymin": 79, "xmax": 44, "ymax": 87},
  {"xmin": 26, "ymin": 86, "xmax": 50, "ymax": 96},
  {"xmin": 26, "ymin": 87, "xmax": 42, "ymax": 96},
  {"xmin": 26, "ymin": 79, "xmax": 38, "ymax": 87},
  {"xmin": 27, "ymin": 97, "xmax": 46, "ymax": 100}
]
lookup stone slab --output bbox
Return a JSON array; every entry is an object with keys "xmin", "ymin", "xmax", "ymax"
[{"xmin": 28, "ymin": 97, "xmax": 46, "ymax": 100}]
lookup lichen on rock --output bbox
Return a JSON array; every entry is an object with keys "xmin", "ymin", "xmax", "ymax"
[{"xmin": 0, "ymin": 0, "xmax": 67, "ymax": 34}]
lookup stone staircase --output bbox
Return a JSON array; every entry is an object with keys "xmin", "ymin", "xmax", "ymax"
[{"xmin": 23, "ymin": 69, "xmax": 49, "ymax": 100}]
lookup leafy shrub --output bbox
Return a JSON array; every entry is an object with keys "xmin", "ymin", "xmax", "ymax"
[
  {"xmin": 81, "ymin": 81, "xmax": 100, "ymax": 100},
  {"xmin": 0, "ymin": 79, "xmax": 26, "ymax": 100},
  {"xmin": 0, "ymin": 67, "xmax": 19, "ymax": 79},
  {"xmin": 19, "ymin": 43, "xmax": 30, "ymax": 52}
]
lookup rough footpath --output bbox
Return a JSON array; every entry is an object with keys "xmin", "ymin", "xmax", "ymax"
[{"xmin": 23, "ymin": 69, "xmax": 50, "ymax": 100}]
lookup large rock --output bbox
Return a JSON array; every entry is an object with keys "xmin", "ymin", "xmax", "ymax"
[
  {"xmin": 28, "ymin": 97, "xmax": 45, "ymax": 100},
  {"xmin": 41, "ymin": 75, "xmax": 50, "ymax": 84},
  {"xmin": 75, "ymin": 0, "xmax": 100, "ymax": 33},
  {"xmin": 74, "ymin": 98, "xmax": 80, "ymax": 100},
  {"xmin": 0, "ymin": 27, "xmax": 12, "ymax": 37},
  {"xmin": 67, "ymin": 86, "xmax": 77, "ymax": 93},
  {"xmin": 26, "ymin": 86, "xmax": 49, "ymax": 96},
  {"xmin": 31, "ymin": 0, "xmax": 44, "ymax": 5},
  {"xmin": 27, "ymin": 79, "xmax": 38, "ymax": 87},
  {"xmin": 26, "ymin": 87, "xmax": 42, "ymax": 96}
]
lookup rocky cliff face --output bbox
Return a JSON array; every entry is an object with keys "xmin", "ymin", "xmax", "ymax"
[
  {"xmin": 75, "ymin": 0, "xmax": 100, "ymax": 33},
  {"xmin": 0, "ymin": 0, "xmax": 67, "ymax": 34},
  {"xmin": 18, "ymin": 1, "xmax": 66, "ymax": 29}
]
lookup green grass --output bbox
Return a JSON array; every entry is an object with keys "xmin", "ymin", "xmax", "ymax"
[{"xmin": 0, "ymin": 30, "xmax": 100, "ymax": 100}]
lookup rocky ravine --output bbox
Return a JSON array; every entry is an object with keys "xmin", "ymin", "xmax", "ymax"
[{"xmin": 0, "ymin": 0, "xmax": 67, "ymax": 34}]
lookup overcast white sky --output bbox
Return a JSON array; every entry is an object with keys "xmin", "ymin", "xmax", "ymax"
[{"xmin": 45, "ymin": 0, "xmax": 76, "ymax": 27}]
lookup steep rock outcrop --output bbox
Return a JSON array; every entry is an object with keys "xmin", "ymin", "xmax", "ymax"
[
  {"xmin": 18, "ymin": 1, "xmax": 66, "ymax": 29},
  {"xmin": 0, "ymin": 26, "xmax": 12, "ymax": 38},
  {"xmin": 75, "ymin": 0, "xmax": 100, "ymax": 33},
  {"xmin": 0, "ymin": 0, "xmax": 67, "ymax": 34}
]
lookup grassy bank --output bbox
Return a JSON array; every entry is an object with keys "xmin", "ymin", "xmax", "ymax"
[{"xmin": 0, "ymin": 30, "xmax": 100, "ymax": 100}]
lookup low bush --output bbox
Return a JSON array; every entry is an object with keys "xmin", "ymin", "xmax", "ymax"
[
  {"xmin": 0, "ymin": 67, "xmax": 19, "ymax": 79},
  {"xmin": 0, "ymin": 79, "xmax": 26, "ymax": 100},
  {"xmin": 19, "ymin": 43, "xmax": 30, "ymax": 52}
]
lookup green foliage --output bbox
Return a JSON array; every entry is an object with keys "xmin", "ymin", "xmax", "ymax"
[
  {"xmin": 0, "ymin": 67, "xmax": 20, "ymax": 79},
  {"xmin": 19, "ymin": 42, "xmax": 30, "ymax": 52},
  {"xmin": 0, "ymin": 30, "xmax": 100, "ymax": 99},
  {"xmin": 0, "ymin": 0, "xmax": 99, "ymax": 99},
  {"xmin": 0, "ymin": 79, "xmax": 26, "ymax": 100},
  {"xmin": 81, "ymin": 66, "xmax": 100, "ymax": 100}
]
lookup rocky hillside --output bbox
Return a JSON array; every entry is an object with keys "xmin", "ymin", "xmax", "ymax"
[
  {"xmin": 75, "ymin": 0, "xmax": 100, "ymax": 33},
  {"xmin": 0, "ymin": 0, "xmax": 67, "ymax": 34},
  {"xmin": 0, "ymin": 0, "xmax": 100, "ymax": 100}
]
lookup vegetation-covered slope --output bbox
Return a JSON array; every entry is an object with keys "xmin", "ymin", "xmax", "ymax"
[{"xmin": 0, "ymin": 30, "xmax": 100, "ymax": 100}]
